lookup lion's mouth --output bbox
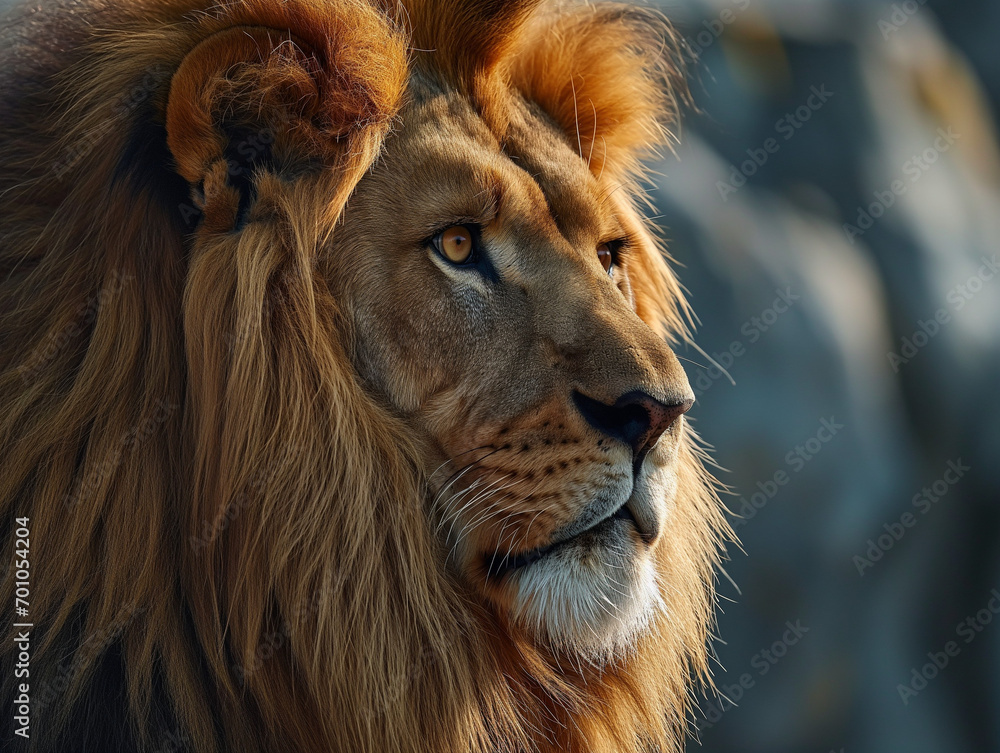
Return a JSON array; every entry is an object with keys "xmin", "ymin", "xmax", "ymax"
[{"xmin": 485, "ymin": 501, "xmax": 640, "ymax": 579}]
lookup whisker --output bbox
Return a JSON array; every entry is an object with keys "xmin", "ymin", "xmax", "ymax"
[
  {"xmin": 431, "ymin": 446, "xmax": 503, "ymax": 514},
  {"xmin": 675, "ymin": 355, "xmax": 709, "ymax": 370},
  {"xmin": 688, "ymin": 340, "xmax": 735, "ymax": 386},
  {"xmin": 586, "ymin": 99, "xmax": 597, "ymax": 169},
  {"xmin": 427, "ymin": 444, "xmax": 492, "ymax": 483},
  {"xmin": 457, "ymin": 478, "xmax": 525, "ymax": 535},
  {"xmin": 516, "ymin": 507, "xmax": 548, "ymax": 553},
  {"xmin": 446, "ymin": 477, "xmax": 523, "ymax": 562},
  {"xmin": 443, "ymin": 473, "xmax": 517, "ymax": 547},
  {"xmin": 570, "ymin": 75, "xmax": 582, "ymax": 160},
  {"xmin": 435, "ymin": 477, "xmax": 486, "ymax": 535},
  {"xmin": 432, "ymin": 467, "xmax": 482, "ymax": 521}
]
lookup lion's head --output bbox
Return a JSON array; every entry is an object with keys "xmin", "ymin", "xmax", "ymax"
[{"xmin": 0, "ymin": 1, "xmax": 729, "ymax": 751}]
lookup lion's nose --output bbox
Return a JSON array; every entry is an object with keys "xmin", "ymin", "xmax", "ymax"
[{"xmin": 572, "ymin": 389, "xmax": 693, "ymax": 462}]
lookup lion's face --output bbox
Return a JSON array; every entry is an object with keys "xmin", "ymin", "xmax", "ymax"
[{"xmin": 334, "ymin": 85, "xmax": 694, "ymax": 658}]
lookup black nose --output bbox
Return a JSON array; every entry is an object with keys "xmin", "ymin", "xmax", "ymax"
[{"xmin": 572, "ymin": 389, "xmax": 693, "ymax": 462}]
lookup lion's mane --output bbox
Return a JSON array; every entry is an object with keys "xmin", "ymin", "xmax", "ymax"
[{"xmin": 0, "ymin": 1, "xmax": 729, "ymax": 751}]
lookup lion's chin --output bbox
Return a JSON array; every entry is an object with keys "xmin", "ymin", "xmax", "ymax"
[{"xmin": 507, "ymin": 519, "xmax": 663, "ymax": 665}]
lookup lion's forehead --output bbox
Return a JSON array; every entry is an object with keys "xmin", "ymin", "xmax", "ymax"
[{"xmin": 377, "ymin": 88, "xmax": 622, "ymax": 254}]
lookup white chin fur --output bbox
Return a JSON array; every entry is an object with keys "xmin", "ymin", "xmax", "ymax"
[{"xmin": 510, "ymin": 529, "xmax": 663, "ymax": 665}]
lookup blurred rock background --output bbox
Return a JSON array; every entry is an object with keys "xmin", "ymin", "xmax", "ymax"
[{"xmin": 650, "ymin": 0, "xmax": 1000, "ymax": 751}]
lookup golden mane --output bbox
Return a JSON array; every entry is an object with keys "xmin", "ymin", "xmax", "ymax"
[{"xmin": 0, "ymin": 1, "xmax": 729, "ymax": 751}]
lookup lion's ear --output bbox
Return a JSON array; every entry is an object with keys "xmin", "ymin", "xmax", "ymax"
[
  {"xmin": 509, "ymin": 4, "xmax": 687, "ymax": 184},
  {"xmin": 165, "ymin": 2, "xmax": 407, "ymax": 231}
]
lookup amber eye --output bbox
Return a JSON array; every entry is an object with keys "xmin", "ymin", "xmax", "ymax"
[
  {"xmin": 597, "ymin": 243, "xmax": 615, "ymax": 275},
  {"xmin": 433, "ymin": 225, "xmax": 475, "ymax": 265}
]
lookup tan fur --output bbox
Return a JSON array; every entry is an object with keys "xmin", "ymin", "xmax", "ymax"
[{"xmin": 0, "ymin": 1, "xmax": 731, "ymax": 751}]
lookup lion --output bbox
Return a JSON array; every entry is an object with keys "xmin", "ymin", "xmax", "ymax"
[{"xmin": 0, "ymin": 0, "xmax": 730, "ymax": 751}]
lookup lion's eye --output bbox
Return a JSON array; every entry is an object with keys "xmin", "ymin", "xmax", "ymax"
[
  {"xmin": 433, "ymin": 225, "xmax": 475, "ymax": 265},
  {"xmin": 597, "ymin": 243, "xmax": 615, "ymax": 275}
]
